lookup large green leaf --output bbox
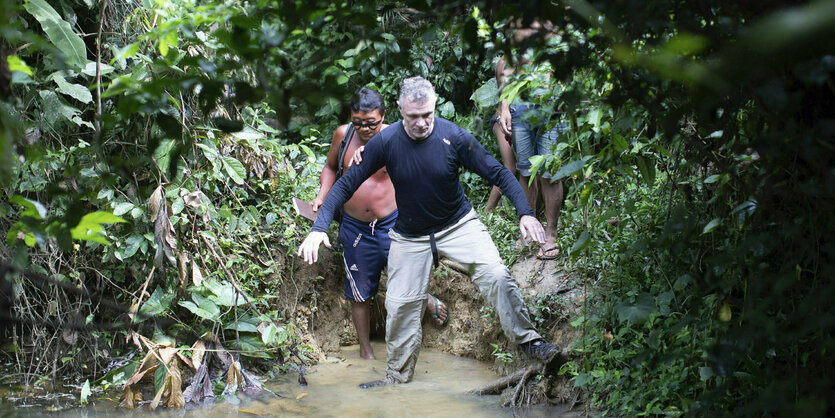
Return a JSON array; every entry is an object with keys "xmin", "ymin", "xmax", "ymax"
[
  {"xmin": 223, "ymin": 315, "xmax": 259, "ymax": 332},
  {"xmin": 112, "ymin": 202, "xmax": 134, "ymax": 216},
  {"xmin": 570, "ymin": 230, "xmax": 591, "ymax": 255},
  {"xmin": 231, "ymin": 335, "xmax": 272, "ymax": 359},
  {"xmin": 137, "ymin": 287, "xmax": 175, "ymax": 322},
  {"xmin": 179, "ymin": 293, "xmax": 221, "ymax": 321},
  {"xmin": 204, "ymin": 278, "xmax": 247, "ymax": 307},
  {"xmin": 23, "ymin": 0, "xmax": 88, "ymax": 70},
  {"xmin": 39, "ymin": 90, "xmax": 79, "ymax": 125},
  {"xmin": 70, "ymin": 211, "xmax": 127, "ymax": 244},
  {"xmin": 614, "ymin": 293, "xmax": 657, "ymax": 325},
  {"xmin": 222, "ymin": 156, "xmax": 246, "ymax": 185},
  {"xmin": 10, "ymin": 195, "xmax": 47, "ymax": 219},
  {"xmin": 635, "ymin": 155, "xmax": 656, "ymax": 185},
  {"xmin": 7, "ymin": 56, "xmax": 33, "ymax": 76},
  {"xmin": 122, "ymin": 234, "xmax": 145, "ymax": 259},
  {"xmin": 552, "ymin": 158, "xmax": 587, "ymax": 181},
  {"xmin": 470, "ymin": 77, "xmax": 500, "ymax": 107},
  {"xmin": 53, "ymin": 74, "xmax": 92, "ymax": 104}
]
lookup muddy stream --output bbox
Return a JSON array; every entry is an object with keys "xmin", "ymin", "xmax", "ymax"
[{"xmin": 1, "ymin": 342, "xmax": 570, "ymax": 417}]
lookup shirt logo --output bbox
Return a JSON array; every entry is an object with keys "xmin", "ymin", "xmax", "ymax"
[
  {"xmin": 350, "ymin": 264, "xmax": 359, "ymax": 271},
  {"xmin": 442, "ymin": 138, "xmax": 451, "ymax": 145},
  {"xmin": 353, "ymin": 233, "xmax": 362, "ymax": 247}
]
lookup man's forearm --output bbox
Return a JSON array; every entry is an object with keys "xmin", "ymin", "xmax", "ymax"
[
  {"xmin": 498, "ymin": 98, "xmax": 510, "ymax": 114},
  {"xmin": 316, "ymin": 167, "xmax": 338, "ymax": 201},
  {"xmin": 497, "ymin": 169, "xmax": 534, "ymax": 218}
]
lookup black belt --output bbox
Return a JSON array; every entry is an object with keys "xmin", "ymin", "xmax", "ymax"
[{"xmin": 429, "ymin": 233, "xmax": 439, "ymax": 269}]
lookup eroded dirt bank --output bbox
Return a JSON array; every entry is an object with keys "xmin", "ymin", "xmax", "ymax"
[{"xmin": 280, "ymin": 245, "xmax": 584, "ymax": 406}]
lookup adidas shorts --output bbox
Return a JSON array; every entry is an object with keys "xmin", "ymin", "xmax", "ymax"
[{"xmin": 337, "ymin": 209, "xmax": 397, "ymax": 302}]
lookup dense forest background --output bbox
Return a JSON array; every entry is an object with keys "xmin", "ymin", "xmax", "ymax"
[{"xmin": 1, "ymin": 0, "xmax": 833, "ymax": 415}]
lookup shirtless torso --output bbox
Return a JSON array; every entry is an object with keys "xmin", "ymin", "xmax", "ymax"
[
  {"xmin": 311, "ymin": 108, "xmax": 396, "ymax": 223},
  {"xmin": 336, "ymin": 124, "xmax": 396, "ymax": 222}
]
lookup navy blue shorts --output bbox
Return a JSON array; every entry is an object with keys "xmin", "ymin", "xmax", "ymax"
[{"xmin": 338, "ymin": 210, "xmax": 397, "ymax": 302}]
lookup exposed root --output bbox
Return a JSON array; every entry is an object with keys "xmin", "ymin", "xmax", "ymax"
[
  {"xmin": 470, "ymin": 351, "xmax": 573, "ymax": 409},
  {"xmin": 440, "ymin": 258, "xmax": 470, "ymax": 275},
  {"xmin": 468, "ymin": 365, "xmax": 536, "ymax": 396},
  {"xmin": 502, "ymin": 365, "xmax": 541, "ymax": 408}
]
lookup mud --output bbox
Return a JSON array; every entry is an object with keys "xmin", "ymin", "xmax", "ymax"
[{"xmin": 286, "ymin": 243, "xmax": 585, "ymax": 406}]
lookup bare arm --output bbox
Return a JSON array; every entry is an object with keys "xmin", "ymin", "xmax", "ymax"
[
  {"xmin": 312, "ymin": 125, "xmax": 349, "ymax": 212},
  {"xmin": 496, "ymin": 56, "xmax": 513, "ymax": 137}
]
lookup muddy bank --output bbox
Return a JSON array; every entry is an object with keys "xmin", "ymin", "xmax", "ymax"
[{"xmin": 283, "ymin": 244, "xmax": 584, "ymax": 404}]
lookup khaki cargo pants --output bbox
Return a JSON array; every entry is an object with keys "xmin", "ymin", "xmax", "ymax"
[{"xmin": 384, "ymin": 209, "xmax": 541, "ymax": 383}]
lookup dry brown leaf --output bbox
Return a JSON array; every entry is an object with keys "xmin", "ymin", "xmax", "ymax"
[
  {"xmin": 150, "ymin": 371, "xmax": 168, "ymax": 410},
  {"xmin": 176, "ymin": 351, "xmax": 195, "ymax": 372},
  {"xmin": 154, "ymin": 203, "xmax": 176, "ymax": 268},
  {"xmin": 137, "ymin": 333, "xmax": 158, "ymax": 351},
  {"xmin": 165, "ymin": 358, "xmax": 185, "ymax": 409},
  {"xmin": 213, "ymin": 338, "xmax": 233, "ymax": 369},
  {"xmin": 119, "ymin": 386, "xmax": 136, "ymax": 409},
  {"xmin": 183, "ymin": 363, "xmax": 209, "ymax": 404},
  {"xmin": 164, "ymin": 222, "xmax": 177, "ymax": 253},
  {"xmin": 177, "ymin": 252, "xmax": 190, "ymax": 289},
  {"xmin": 148, "ymin": 185, "xmax": 165, "ymax": 223},
  {"xmin": 191, "ymin": 340, "xmax": 206, "ymax": 369},
  {"xmin": 152, "ymin": 187, "xmax": 177, "ymax": 269},
  {"xmin": 224, "ymin": 362, "xmax": 242, "ymax": 395},
  {"xmin": 150, "ymin": 351, "xmax": 181, "ymax": 410},
  {"xmin": 159, "ymin": 347, "xmax": 178, "ymax": 364},
  {"xmin": 127, "ymin": 302, "xmax": 139, "ymax": 323},
  {"xmin": 184, "ymin": 191, "xmax": 203, "ymax": 208},
  {"xmin": 124, "ymin": 350, "xmax": 161, "ymax": 387},
  {"xmin": 192, "ymin": 261, "xmax": 204, "ymax": 287},
  {"xmin": 295, "ymin": 392, "xmax": 308, "ymax": 400}
]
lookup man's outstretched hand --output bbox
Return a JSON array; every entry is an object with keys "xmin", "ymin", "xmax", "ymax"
[
  {"xmin": 519, "ymin": 215, "xmax": 546, "ymax": 245},
  {"xmin": 297, "ymin": 231, "xmax": 332, "ymax": 264}
]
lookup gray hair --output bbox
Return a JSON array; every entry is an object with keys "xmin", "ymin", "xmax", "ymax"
[{"xmin": 399, "ymin": 76, "xmax": 436, "ymax": 104}]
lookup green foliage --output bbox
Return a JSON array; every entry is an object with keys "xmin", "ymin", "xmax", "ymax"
[
  {"xmin": 23, "ymin": 0, "xmax": 89, "ymax": 70},
  {"xmin": 1, "ymin": 0, "xmax": 832, "ymax": 415},
  {"xmin": 490, "ymin": 343, "xmax": 514, "ymax": 364}
]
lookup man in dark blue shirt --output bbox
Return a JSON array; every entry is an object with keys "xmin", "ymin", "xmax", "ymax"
[{"xmin": 299, "ymin": 77, "xmax": 560, "ymax": 388}]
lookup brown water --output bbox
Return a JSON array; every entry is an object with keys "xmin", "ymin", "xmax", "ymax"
[{"xmin": 2, "ymin": 342, "xmax": 569, "ymax": 417}]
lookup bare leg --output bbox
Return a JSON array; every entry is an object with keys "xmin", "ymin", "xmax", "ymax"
[
  {"xmin": 352, "ymin": 300, "xmax": 375, "ymax": 359},
  {"xmin": 519, "ymin": 175, "xmax": 540, "ymax": 216},
  {"xmin": 537, "ymin": 177, "xmax": 563, "ymax": 258},
  {"xmin": 486, "ymin": 123, "xmax": 518, "ymax": 212}
]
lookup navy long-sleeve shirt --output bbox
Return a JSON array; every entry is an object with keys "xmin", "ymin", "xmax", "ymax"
[{"xmin": 312, "ymin": 117, "xmax": 534, "ymax": 237}]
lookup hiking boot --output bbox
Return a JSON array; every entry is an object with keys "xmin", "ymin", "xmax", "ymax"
[
  {"xmin": 358, "ymin": 374, "xmax": 399, "ymax": 389},
  {"xmin": 521, "ymin": 339, "xmax": 560, "ymax": 363}
]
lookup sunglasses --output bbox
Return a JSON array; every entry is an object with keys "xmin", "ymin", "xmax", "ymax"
[{"xmin": 351, "ymin": 119, "xmax": 383, "ymax": 129}]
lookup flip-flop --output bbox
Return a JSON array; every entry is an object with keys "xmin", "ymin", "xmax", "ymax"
[
  {"xmin": 536, "ymin": 246, "xmax": 560, "ymax": 260},
  {"xmin": 428, "ymin": 294, "xmax": 450, "ymax": 327}
]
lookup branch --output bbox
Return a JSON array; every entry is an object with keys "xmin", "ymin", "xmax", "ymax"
[
  {"xmin": 94, "ymin": 0, "xmax": 108, "ymax": 132},
  {"xmin": 201, "ymin": 235, "xmax": 264, "ymax": 319}
]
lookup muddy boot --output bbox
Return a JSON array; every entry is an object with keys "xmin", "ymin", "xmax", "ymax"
[
  {"xmin": 358, "ymin": 375, "xmax": 398, "ymax": 389},
  {"xmin": 521, "ymin": 339, "xmax": 560, "ymax": 363}
]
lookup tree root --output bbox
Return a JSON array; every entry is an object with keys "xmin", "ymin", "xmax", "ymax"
[
  {"xmin": 468, "ymin": 365, "xmax": 538, "ymax": 396},
  {"xmin": 440, "ymin": 258, "xmax": 470, "ymax": 275},
  {"xmin": 470, "ymin": 353, "xmax": 570, "ymax": 409}
]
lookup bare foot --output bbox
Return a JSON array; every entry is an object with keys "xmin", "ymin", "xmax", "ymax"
[
  {"xmin": 359, "ymin": 346, "xmax": 375, "ymax": 360},
  {"xmin": 426, "ymin": 294, "xmax": 449, "ymax": 327},
  {"xmin": 536, "ymin": 236, "xmax": 560, "ymax": 260}
]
